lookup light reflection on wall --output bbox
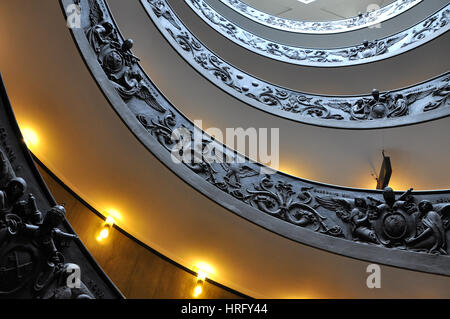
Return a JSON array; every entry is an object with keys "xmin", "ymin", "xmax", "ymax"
[{"xmin": 20, "ymin": 126, "xmax": 39, "ymax": 149}]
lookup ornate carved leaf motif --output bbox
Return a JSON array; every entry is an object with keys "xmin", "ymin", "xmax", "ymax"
[
  {"xmin": 186, "ymin": 0, "xmax": 449, "ymax": 66},
  {"xmin": 142, "ymin": 0, "xmax": 450, "ymax": 126},
  {"xmin": 80, "ymin": 0, "xmax": 450, "ymax": 257},
  {"xmin": 219, "ymin": 0, "xmax": 422, "ymax": 34},
  {"xmin": 87, "ymin": 0, "xmax": 104, "ymax": 26},
  {"xmin": 136, "ymin": 112, "xmax": 176, "ymax": 150},
  {"xmin": 134, "ymin": 86, "xmax": 167, "ymax": 113}
]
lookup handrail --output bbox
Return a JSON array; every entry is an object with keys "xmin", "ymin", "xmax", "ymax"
[{"xmin": 62, "ymin": 0, "xmax": 450, "ymax": 276}]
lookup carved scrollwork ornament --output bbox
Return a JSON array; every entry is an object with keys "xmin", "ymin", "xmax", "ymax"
[
  {"xmin": 141, "ymin": 0, "xmax": 450, "ymax": 128},
  {"xmin": 67, "ymin": 0, "xmax": 450, "ymax": 275},
  {"xmin": 218, "ymin": 0, "xmax": 423, "ymax": 34},
  {"xmin": 316, "ymin": 187, "xmax": 450, "ymax": 254}
]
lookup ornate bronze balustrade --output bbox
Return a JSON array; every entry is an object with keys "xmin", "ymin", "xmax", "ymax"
[
  {"xmin": 62, "ymin": 0, "xmax": 450, "ymax": 276},
  {"xmin": 186, "ymin": 0, "xmax": 449, "ymax": 66},
  {"xmin": 218, "ymin": 0, "xmax": 422, "ymax": 34},
  {"xmin": 139, "ymin": 0, "xmax": 448, "ymax": 128}
]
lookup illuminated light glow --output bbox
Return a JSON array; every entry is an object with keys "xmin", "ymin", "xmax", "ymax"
[
  {"xmin": 197, "ymin": 270, "xmax": 207, "ymax": 281},
  {"xmin": 193, "ymin": 283, "xmax": 203, "ymax": 298},
  {"xmin": 96, "ymin": 227, "xmax": 110, "ymax": 242},
  {"xmin": 192, "ymin": 262, "xmax": 214, "ymax": 298},
  {"xmin": 105, "ymin": 208, "xmax": 122, "ymax": 222},
  {"xmin": 21, "ymin": 127, "xmax": 39, "ymax": 147},
  {"xmin": 105, "ymin": 216, "xmax": 115, "ymax": 225},
  {"xmin": 194, "ymin": 262, "xmax": 215, "ymax": 278},
  {"xmin": 96, "ymin": 212, "xmax": 118, "ymax": 242}
]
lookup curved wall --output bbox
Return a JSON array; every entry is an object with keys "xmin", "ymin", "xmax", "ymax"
[{"xmin": 38, "ymin": 163, "xmax": 243, "ymax": 299}]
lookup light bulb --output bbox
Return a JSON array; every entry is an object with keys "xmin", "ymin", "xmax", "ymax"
[
  {"xmin": 193, "ymin": 282, "xmax": 203, "ymax": 298},
  {"xmin": 96, "ymin": 226, "xmax": 110, "ymax": 242}
]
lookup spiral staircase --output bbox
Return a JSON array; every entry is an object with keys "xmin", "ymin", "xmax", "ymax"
[{"xmin": 0, "ymin": 0, "xmax": 449, "ymax": 299}]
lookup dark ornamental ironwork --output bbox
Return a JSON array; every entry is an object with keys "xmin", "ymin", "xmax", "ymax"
[
  {"xmin": 64, "ymin": 0, "xmax": 450, "ymax": 275},
  {"xmin": 0, "ymin": 75, "xmax": 123, "ymax": 299},
  {"xmin": 142, "ymin": 0, "xmax": 450, "ymax": 128},
  {"xmin": 187, "ymin": 0, "xmax": 449, "ymax": 67},
  {"xmin": 219, "ymin": 0, "xmax": 422, "ymax": 34}
]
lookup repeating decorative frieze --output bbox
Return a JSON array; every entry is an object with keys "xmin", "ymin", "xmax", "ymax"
[
  {"xmin": 186, "ymin": 0, "xmax": 450, "ymax": 66},
  {"xmin": 76, "ymin": 0, "xmax": 450, "ymax": 263},
  {"xmin": 140, "ymin": 0, "xmax": 450, "ymax": 128},
  {"xmin": 219, "ymin": 0, "xmax": 422, "ymax": 34}
]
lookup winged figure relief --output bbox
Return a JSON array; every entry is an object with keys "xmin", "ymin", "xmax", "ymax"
[
  {"xmin": 315, "ymin": 196, "xmax": 379, "ymax": 243},
  {"xmin": 134, "ymin": 85, "xmax": 167, "ymax": 113},
  {"xmin": 423, "ymin": 83, "xmax": 450, "ymax": 112},
  {"xmin": 220, "ymin": 162, "xmax": 259, "ymax": 188}
]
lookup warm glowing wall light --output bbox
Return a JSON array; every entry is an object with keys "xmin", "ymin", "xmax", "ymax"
[
  {"xmin": 196, "ymin": 270, "xmax": 207, "ymax": 281},
  {"xmin": 194, "ymin": 262, "xmax": 214, "ymax": 276},
  {"xmin": 96, "ymin": 216, "xmax": 115, "ymax": 242},
  {"xmin": 105, "ymin": 216, "xmax": 115, "ymax": 225},
  {"xmin": 193, "ymin": 283, "xmax": 203, "ymax": 298},
  {"xmin": 21, "ymin": 127, "xmax": 39, "ymax": 147},
  {"xmin": 97, "ymin": 227, "xmax": 110, "ymax": 241},
  {"xmin": 105, "ymin": 208, "xmax": 122, "ymax": 222}
]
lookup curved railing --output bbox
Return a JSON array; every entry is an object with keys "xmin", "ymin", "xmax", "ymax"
[
  {"xmin": 218, "ymin": 0, "xmax": 422, "ymax": 34},
  {"xmin": 141, "ymin": 0, "xmax": 448, "ymax": 129},
  {"xmin": 185, "ymin": 0, "xmax": 450, "ymax": 67},
  {"xmin": 62, "ymin": 0, "xmax": 450, "ymax": 276},
  {"xmin": 0, "ymin": 74, "xmax": 123, "ymax": 299}
]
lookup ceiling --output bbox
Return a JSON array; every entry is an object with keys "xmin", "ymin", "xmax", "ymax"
[
  {"xmin": 0, "ymin": 0, "xmax": 449, "ymax": 298},
  {"xmin": 243, "ymin": 0, "xmax": 396, "ymax": 21}
]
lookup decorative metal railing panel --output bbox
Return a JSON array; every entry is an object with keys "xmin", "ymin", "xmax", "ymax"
[
  {"xmin": 143, "ymin": 0, "xmax": 448, "ymax": 128},
  {"xmin": 218, "ymin": 0, "xmax": 422, "ymax": 34},
  {"xmin": 63, "ymin": 0, "xmax": 450, "ymax": 276},
  {"xmin": 0, "ymin": 75, "xmax": 123, "ymax": 299},
  {"xmin": 186, "ymin": 0, "xmax": 450, "ymax": 67}
]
